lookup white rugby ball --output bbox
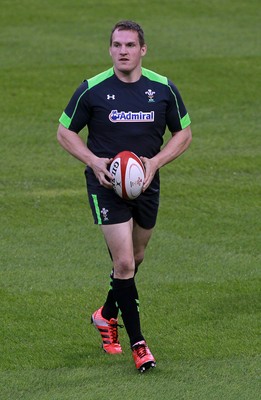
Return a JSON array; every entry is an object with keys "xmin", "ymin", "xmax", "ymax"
[{"xmin": 109, "ymin": 151, "xmax": 145, "ymax": 200}]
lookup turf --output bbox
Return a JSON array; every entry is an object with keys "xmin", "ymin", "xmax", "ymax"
[{"xmin": 0, "ymin": 0, "xmax": 260, "ymax": 399}]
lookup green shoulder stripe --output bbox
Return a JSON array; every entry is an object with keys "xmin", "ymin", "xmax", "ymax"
[
  {"xmin": 142, "ymin": 68, "xmax": 168, "ymax": 85},
  {"xmin": 59, "ymin": 112, "xmax": 71, "ymax": 128},
  {"xmin": 180, "ymin": 113, "xmax": 191, "ymax": 129},
  {"xmin": 142, "ymin": 68, "xmax": 191, "ymax": 128},
  {"xmin": 88, "ymin": 68, "xmax": 114, "ymax": 90},
  {"xmin": 59, "ymin": 68, "xmax": 114, "ymax": 128}
]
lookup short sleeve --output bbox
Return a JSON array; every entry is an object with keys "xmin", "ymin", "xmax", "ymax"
[
  {"xmin": 166, "ymin": 80, "xmax": 191, "ymax": 133},
  {"xmin": 59, "ymin": 80, "xmax": 90, "ymax": 133}
]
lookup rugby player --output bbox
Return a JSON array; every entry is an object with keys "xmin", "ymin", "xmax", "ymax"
[{"xmin": 57, "ymin": 20, "xmax": 192, "ymax": 372}]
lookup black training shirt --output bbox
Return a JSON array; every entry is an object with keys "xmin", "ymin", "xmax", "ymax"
[{"xmin": 59, "ymin": 67, "xmax": 191, "ymax": 160}]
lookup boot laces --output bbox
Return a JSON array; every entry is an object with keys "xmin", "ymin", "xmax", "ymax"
[
  {"xmin": 135, "ymin": 343, "xmax": 147, "ymax": 359},
  {"xmin": 109, "ymin": 321, "xmax": 123, "ymax": 343}
]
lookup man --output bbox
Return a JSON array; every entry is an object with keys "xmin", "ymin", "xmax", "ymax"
[{"xmin": 57, "ymin": 20, "xmax": 192, "ymax": 372}]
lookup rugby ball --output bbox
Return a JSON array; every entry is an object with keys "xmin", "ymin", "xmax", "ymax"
[{"xmin": 109, "ymin": 151, "xmax": 145, "ymax": 200}]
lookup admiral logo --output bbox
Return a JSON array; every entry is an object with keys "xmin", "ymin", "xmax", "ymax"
[{"xmin": 109, "ymin": 110, "xmax": 154, "ymax": 123}]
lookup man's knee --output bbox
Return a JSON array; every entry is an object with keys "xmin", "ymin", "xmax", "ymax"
[{"xmin": 113, "ymin": 256, "xmax": 135, "ymax": 278}]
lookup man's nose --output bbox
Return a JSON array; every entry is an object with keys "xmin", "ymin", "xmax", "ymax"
[{"xmin": 120, "ymin": 45, "xmax": 127, "ymax": 54}]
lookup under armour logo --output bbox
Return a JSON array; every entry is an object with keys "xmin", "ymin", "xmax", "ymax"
[{"xmin": 107, "ymin": 94, "xmax": 115, "ymax": 100}]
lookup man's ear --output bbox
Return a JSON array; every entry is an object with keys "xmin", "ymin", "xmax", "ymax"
[{"xmin": 141, "ymin": 44, "xmax": 147, "ymax": 57}]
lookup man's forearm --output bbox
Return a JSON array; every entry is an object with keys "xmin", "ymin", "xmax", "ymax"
[
  {"xmin": 57, "ymin": 124, "xmax": 97, "ymax": 166},
  {"xmin": 154, "ymin": 125, "xmax": 192, "ymax": 169}
]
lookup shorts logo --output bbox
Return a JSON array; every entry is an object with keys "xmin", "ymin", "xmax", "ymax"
[
  {"xmin": 101, "ymin": 207, "xmax": 109, "ymax": 222},
  {"xmin": 109, "ymin": 110, "xmax": 154, "ymax": 123}
]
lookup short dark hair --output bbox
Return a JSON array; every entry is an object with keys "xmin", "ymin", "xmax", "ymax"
[{"xmin": 110, "ymin": 20, "xmax": 145, "ymax": 47}]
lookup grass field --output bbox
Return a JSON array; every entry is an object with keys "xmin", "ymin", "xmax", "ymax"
[{"xmin": 1, "ymin": 0, "xmax": 260, "ymax": 399}]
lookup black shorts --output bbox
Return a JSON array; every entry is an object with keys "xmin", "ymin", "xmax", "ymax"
[{"xmin": 85, "ymin": 168, "xmax": 160, "ymax": 230}]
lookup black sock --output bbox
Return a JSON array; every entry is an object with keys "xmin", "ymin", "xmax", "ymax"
[
  {"xmin": 102, "ymin": 270, "xmax": 119, "ymax": 320},
  {"xmin": 112, "ymin": 277, "xmax": 144, "ymax": 347},
  {"xmin": 101, "ymin": 265, "xmax": 139, "ymax": 321}
]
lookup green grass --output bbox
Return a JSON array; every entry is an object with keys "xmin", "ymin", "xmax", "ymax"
[{"xmin": 0, "ymin": 0, "xmax": 260, "ymax": 399}]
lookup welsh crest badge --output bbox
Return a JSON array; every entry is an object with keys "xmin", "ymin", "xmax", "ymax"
[{"xmin": 145, "ymin": 89, "xmax": 155, "ymax": 102}]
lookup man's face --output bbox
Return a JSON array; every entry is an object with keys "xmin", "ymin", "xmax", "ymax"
[{"xmin": 109, "ymin": 29, "xmax": 147, "ymax": 76}]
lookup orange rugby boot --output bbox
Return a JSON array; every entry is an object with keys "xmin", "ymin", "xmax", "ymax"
[
  {"xmin": 91, "ymin": 307, "xmax": 123, "ymax": 354},
  {"xmin": 132, "ymin": 340, "xmax": 156, "ymax": 372}
]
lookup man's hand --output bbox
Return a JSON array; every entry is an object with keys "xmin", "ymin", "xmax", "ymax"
[
  {"xmin": 57, "ymin": 125, "xmax": 114, "ymax": 189},
  {"xmin": 140, "ymin": 156, "xmax": 158, "ymax": 191},
  {"xmin": 89, "ymin": 156, "xmax": 113, "ymax": 189}
]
